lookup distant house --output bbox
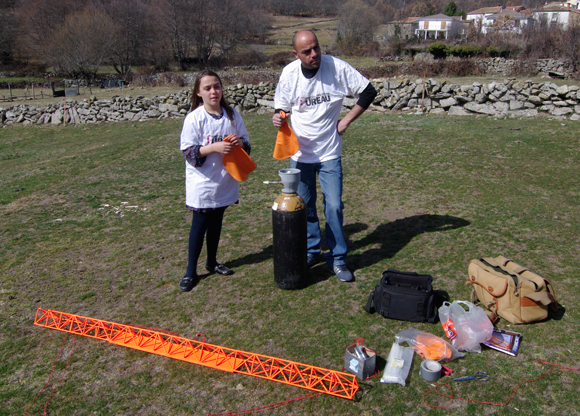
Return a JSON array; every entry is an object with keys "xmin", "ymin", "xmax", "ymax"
[
  {"xmin": 532, "ymin": 2, "xmax": 580, "ymax": 29},
  {"xmin": 466, "ymin": 5, "xmax": 530, "ymax": 33},
  {"xmin": 414, "ymin": 14, "xmax": 467, "ymax": 39},
  {"xmin": 378, "ymin": 17, "xmax": 421, "ymax": 40}
]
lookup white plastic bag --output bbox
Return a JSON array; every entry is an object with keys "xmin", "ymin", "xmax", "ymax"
[
  {"xmin": 439, "ymin": 301, "xmax": 493, "ymax": 353},
  {"xmin": 380, "ymin": 342, "xmax": 414, "ymax": 386}
]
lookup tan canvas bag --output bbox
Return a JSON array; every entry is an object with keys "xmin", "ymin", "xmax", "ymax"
[{"xmin": 467, "ymin": 256, "xmax": 557, "ymax": 324}]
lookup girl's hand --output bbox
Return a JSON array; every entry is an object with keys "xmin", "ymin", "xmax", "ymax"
[
  {"xmin": 212, "ymin": 140, "xmax": 236, "ymax": 155},
  {"xmin": 225, "ymin": 134, "xmax": 243, "ymax": 147}
]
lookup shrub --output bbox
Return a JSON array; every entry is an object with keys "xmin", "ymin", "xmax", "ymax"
[
  {"xmin": 449, "ymin": 44, "xmax": 483, "ymax": 58},
  {"xmin": 429, "ymin": 42, "xmax": 449, "ymax": 59},
  {"xmin": 269, "ymin": 51, "xmax": 294, "ymax": 68}
]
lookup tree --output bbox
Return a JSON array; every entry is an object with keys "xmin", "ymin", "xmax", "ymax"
[
  {"xmin": 410, "ymin": 2, "xmax": 435, "ymax": 17},
  {"xmin": 444, "ymin": 0, "xmax": 457, "ymax": 16},
  {"xmin": 336, "ymin": 0, "xmax": 379, "ymax": 51},
  {"xmin": 0, "ymin": 8, "xmax": 17, "ymax": 65},
  {"xmin": 16, "ymin": 0, "xmax": 86, "ymax": 58},
  {"xmin": 46, "ymin": 8, "xmax": 117, "ymax": 88},
  {"xmin": 104, "ymin": 0, "xmax": 155, "ymax": 76},
  {"xmin": 563, "ymin": 22, "xmax": 580, "ymax": 72}
]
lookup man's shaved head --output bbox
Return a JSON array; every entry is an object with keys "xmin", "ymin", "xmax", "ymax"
[{"xmin": 292, "ymin": 30, "xmax": 321, "ymax": 70}]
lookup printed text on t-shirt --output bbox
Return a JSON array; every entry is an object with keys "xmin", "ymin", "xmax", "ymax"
[
  {"xmin": 203, "ymin": 135, "xmax": 227, "ymax": 146},
  {"xmin": 299, "ymin": 93, "xmax": 331, "ymax": 108}
]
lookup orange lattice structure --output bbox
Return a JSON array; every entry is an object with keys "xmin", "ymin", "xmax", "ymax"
[{"xmin": 34, "ymin": 308, "xmax": 358, "ymax": 400}]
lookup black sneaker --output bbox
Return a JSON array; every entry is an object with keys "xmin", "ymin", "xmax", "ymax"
[
  {"xmin": 330, "ymin": 264, "xmax": 354, "ymax": 282},
  {"xmin": 180, "ymin": 276, "xmax": 196, "ymax": 291},
  {"xmin": 206, "ymin": 263, "xmax": 234, "ymax": 276},
  {"xmin": 306, "ymin": 255, "xmax": 320, "ymax": 269}
]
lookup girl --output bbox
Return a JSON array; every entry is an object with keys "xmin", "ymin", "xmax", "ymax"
[{"xmin": 179, "ymin": 69, "xmax": 251, "ymax": 291}]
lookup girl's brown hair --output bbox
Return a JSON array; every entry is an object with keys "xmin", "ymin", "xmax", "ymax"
[{"xmin": 190, "ymin": 69, "xmax": 234, "ymax": 121}]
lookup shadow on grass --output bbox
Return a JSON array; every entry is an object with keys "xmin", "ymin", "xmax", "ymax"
[
  {"xmin": 346, "ymin": 214, "xmax": 471, "ymax": 272},
  {"xmin": 223, "ymin": 214, "xmax": 470, "ymax": 288},
  {"xmin": 304, "ymin": 214, "xmax": 470, "ymax": 287}
]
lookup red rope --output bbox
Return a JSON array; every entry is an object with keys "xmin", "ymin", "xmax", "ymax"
[
  {"xmin": 42, "ymin": 335, "xmax": 76, "ymax": 415},
  {"xmin": 23, "ymin": 334, "xmax": 76, "ymax": 416},
  {"xmin": 202, "ymin": 392, "xmax": 322, "ymax": 415},
  {"xmin": 423, "ymin": 359, "xmax": 580, "ymax": 408}
]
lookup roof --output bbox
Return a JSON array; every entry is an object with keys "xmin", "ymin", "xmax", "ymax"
[
  {"xmin": 417, "ymin": 13, "xmax": 456, "ymax": 21},
  {"xmin": 485, "ymin": 10, "xmax": 531, "ymax": 20},
  {"xmin": 539, "ymin": 2, "xmax": 580, "ymax": 11},
  {"xmin": 467, "ymin": 5, "xmax": 526, "ymax": 15}
]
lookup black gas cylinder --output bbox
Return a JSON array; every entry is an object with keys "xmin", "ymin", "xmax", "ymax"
[{"xmin": 272, "ymin": 192, "xmax": 307, "ymax": 289}]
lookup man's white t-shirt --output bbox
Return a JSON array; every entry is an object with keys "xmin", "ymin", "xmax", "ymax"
[
  {"xmin": 180, "ymin": 106, "xmax": 249, "ymax": 209},
  {"xmin": 274, "ymin": 55, "xmax": 370, "ymax": 163}
]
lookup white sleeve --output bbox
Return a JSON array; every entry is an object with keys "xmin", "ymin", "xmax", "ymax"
[
  {"xmin": 274, "ymin": 70, "xmax": 293, "ymax": 111},
  {"xmin": 234, "ymin": 111, "xmax": 250, "ymax": 141},
  {"xmin": 344, "ymin": 65, "xmax": 370, "ymax": 97},
  {"xmin": 180, "ymin": 112, "xmax": 201, "ymax": 150}
]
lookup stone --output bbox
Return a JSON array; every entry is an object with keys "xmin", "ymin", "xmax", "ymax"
[
  {"xmin": 448, "ymin": 106, "xmax": 471, "ymax": 116},
  {"xmin": 551, "ymin": 107, "xmax": 573, "ymax": 116},
  {"xmin": 464, "ymin": 102, "xmax": 496, "ymax": 115},
  {"xmin": 439, "ymin": 97, "xmax": 457, "ymax": 108},
  {"xmin": 509, "ymin": 100, "xmax": 525, "ymax": 111}
]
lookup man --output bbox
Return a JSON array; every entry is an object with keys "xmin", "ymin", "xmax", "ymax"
[{"xmin": 272, "ymin": 30, "xmax": 377, "ymax": 282}]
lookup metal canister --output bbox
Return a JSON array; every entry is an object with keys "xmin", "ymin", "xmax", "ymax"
[{"xmin": 272, "ymin": 169, "xmax": 307, "ymax": 289}]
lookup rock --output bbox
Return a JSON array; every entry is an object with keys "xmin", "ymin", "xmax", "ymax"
[
  {"xmin": 448, "ymin": 106, "xmax": 471, "ymax": 116},
  {"xmin": 463, "ymin": 102, "xmax": 496, "ymax": 115},
  {"xmin": 440, "ymin": 97, "xmax": 458, "ymax": 108},
  {"xmin": 551, "ymin": 107, "xmax": 573, "ymax": 116}
]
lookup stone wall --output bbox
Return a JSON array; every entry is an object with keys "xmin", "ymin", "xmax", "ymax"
[
  {"xmin": 2, "ymin": 78, "xmax": 579, "ymax": 125},
  {"xmin": 474, "ymin": 58, "xmax": 573, "ymax": 77}
]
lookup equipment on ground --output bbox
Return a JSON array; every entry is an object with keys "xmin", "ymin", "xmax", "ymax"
[{"xmin": 34, "ymin": 308, "xmax": 358, "ymax": 399}]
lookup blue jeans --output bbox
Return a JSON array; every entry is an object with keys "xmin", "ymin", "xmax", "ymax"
[{"xmin": 290, "ymin": 158, "xmax": 346, "ymax": 267}]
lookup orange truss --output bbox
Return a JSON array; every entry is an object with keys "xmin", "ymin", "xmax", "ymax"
[{"xmin": 34, "ymin": 308, "xmax": 358, "ymax": 400}]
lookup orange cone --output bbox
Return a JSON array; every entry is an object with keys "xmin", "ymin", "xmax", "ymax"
[{"xmin": 273, "ymin": 111, "xmax": 299, "ymax": 160}]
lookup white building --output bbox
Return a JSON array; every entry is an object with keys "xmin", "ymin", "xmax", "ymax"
[
  {"xmin": 415, "ymin": 14, "xmax": 467, "ymax": 39},
  {"xmin": 532, "ymin": 2, "xmax": 580, "ymax": 29},
  {"xmin": 466, "ymin": 5, "xmax": 529, "ymax": 33}
]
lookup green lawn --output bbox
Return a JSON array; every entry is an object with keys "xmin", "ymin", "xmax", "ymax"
[{"xmin": 1, "ymin": 113, "xmax": 579, "ymax": 415}]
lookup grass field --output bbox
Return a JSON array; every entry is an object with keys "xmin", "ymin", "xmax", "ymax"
[{"xmin": 1, "ymin": 112, "xmax": 580, "ymax": 415}]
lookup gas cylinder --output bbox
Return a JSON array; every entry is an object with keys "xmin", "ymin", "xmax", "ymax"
[{"xmin": 272, "ymin": 168, "xmax": 307, "ymax": 289}]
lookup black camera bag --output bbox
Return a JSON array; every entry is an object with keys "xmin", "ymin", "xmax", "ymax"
[{"xmin": 364, "ymin": 269, "xmax": 438, "ymax": 323}]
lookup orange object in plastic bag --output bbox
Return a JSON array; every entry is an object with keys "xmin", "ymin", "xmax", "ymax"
[
  {"xmin": 222, "ymin": 134, "xmax": 257, "ymax": 182},
  {"xmin": 415, "ymin": 333, "xmax": 453, "ymax": 361},
  {"xmin": 273, "ymin": 111, "xmax": 299, "ymax": 160}
]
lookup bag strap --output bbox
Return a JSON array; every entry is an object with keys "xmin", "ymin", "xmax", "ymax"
[
  {"xmin": 497, "ymin": 257, "xmax": 556, "ymax": 303},
  {"xmin": 469, "ymin": 283, "xmax": 499, "ymax": 321},
  {"xmin": 426, "ymin": 294, "xmax": 438, "ymax": 323},
  {"xmin": 365, "ymin": 291, "xmax": 375, "ymax": 314}
]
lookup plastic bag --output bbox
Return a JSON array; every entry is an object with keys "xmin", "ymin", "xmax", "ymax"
[
  {"xmin": 395, "ymin": 328, "xmax": 465, "ymax": 362},
  {"xmin": 380, "ymin": 342, "xmax": 414, "ymax": 386},
  {"xmin": 439, "ymin": 301, "xmax": 494, "ymax": 353}
]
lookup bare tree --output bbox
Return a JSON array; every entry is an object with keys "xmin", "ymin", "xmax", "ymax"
[
  {"xmin": 103, "ymin": 0, "xmax": 155, "ymax": 76},
  {"xmin": 46, "ymin": 8, "xmax": 117, "ymax": 88},
  {"xmin": 16, "ymin": 0, "xmax": 86, "ymax": 58},
  {"xmin": 563, "ymin": 22, "xmax": 580, "ymax": 73},
  {"xmin": 0, "ymin": 7, "xmax": 17, "ymax": 65},
  {"xmin": 213, "ymin": 0, "xmax": 272, "ymax": 60},
  {"xmin": 337, "ymin": 0, "xmax": 379, "ymax": 49}
]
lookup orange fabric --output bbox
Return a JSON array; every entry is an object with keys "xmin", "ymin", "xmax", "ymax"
[
  {"xmin": 273, "ymin": 111, "xmax": 299, "ymax": 160},
  {"xmin": 222, "ymin": 134, "xmax": 257, "ymax": 182},
  {"xmin": 415, "ymin": 333, "xmax": 452, "ymax": 361}
]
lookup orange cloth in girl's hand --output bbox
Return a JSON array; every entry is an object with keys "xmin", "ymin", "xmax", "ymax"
[
  {"xmin": 273, "ymin": 111, "xmax": 299, "ymax": 160},
  {"xmin": 222, "ymin": 135, "xmax": 256, "ymax": 182}
]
